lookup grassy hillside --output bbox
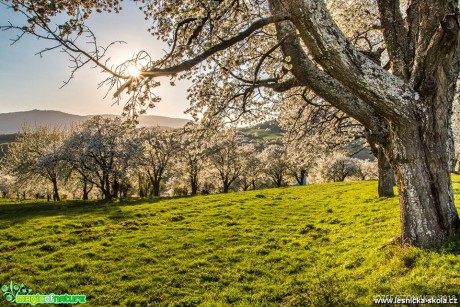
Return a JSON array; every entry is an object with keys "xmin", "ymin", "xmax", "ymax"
[
  {"xmin": 239, "ymin": 121, "xmax": 283, "ymax": 144},
  {"xmin": 0, "ymin": 179, "xmax": 459, "ymax": 306}
]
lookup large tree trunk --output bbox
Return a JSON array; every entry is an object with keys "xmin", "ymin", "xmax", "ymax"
[
  {"xmin": 370, "ymin": 141, "xmax": 395, "ymax": 197},
  {"xmin": 152, "ymin": 180, "xmax": 161, "ymax": 197},
  {"xmin": 385, "ymin": 118, "xmax": 459, "ymax": 247},
  {"xmin": 377, "ymin": 150, "xmax": 395, "ymax": 197},
  {"xmin": 267, "ymin": 0, "xmax": 460, "ymax": 247}
]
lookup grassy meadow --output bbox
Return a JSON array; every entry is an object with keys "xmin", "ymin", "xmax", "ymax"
[{"xmin": 0, "ymin": 178, "xmax": 460, "ymax": 306}]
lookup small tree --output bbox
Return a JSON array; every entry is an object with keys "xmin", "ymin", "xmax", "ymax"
[
  {"xmin": 355, "ymin": 159, "xmax": 378, "ymax": 181},
  {"xmin": 176, "ymin": 124, "xmax": 210, "ymax": 195},
  {"xmin": 284, "ymin": 140, "xmax": 319, "ymax": 186},
  {"xmin": 260, "ymin": 144, "xmax": 289, "ymax": 188},
  {"xmin": 237, "ymin": 143, "xmax": 263, "ymax": 191},
  {"xmin": 138, "ymin": 127, "xmax": 179, "ymax": 197},
  {"xmin": 2, "ymin": 126, "xmax": 66, "ymax": 201},
  {"xmin": 208, "ymin": 128, "xmax": 246, "ymax": 193},
  {"xmin": 63, "ymin": 116, "xmax": 132, "ymax": 201},
  {"xmin": 320, "ymin": 154, "xmax": 359, "ymax": 182},
  {"xmin": 0, "ymin": 172, "xmax": 13, "ymax": 198}
]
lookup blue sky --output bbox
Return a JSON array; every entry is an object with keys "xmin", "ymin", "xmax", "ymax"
[{"xmin": 0, "ymin": 2, "xmax": 191, "ymax": 118}]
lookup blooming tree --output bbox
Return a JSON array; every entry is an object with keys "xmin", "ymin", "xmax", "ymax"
[
  {"xmin": 260, "ymin": 144, "xmax": 289, "ymax": 188},
  {"xmin": 320, "ymin": 153, "xmax": 360, "ymax": 182},
  {"xmin": 63, "ymin": 116, "xmax": 132, "ymax": 200},
  {"xmin": 138, "ymin": 127, "xmax": 180, "ymax": 197},
  {"xmin": 237, "ymin": 143, "xmax": 264, "ymax": 191},
  {"xmin": 176, "ymin": 124, "xmax": 211, "ymax": 195},
  {"xmin": 2, "ymin": 126, "xmax": 66, "ymax": 201},
  {"xmin": 2, "ymin": 0, "xmax": 460, "ymax": 246},
  {"xmin": 208, "ymin": 128, "xmax": 247, "ymax": 193}
]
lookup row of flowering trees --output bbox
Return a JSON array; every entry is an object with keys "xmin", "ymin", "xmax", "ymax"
[{"xmin": 0, "ymin": 116, "xmax": 376, "ymax": 201}]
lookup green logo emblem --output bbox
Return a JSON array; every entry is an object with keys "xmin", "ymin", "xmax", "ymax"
[
  {"xmin": 1, "ymin": 281, "xmax": 86, "ymax": 305},
  {"xmin": 2, "ymin": 281, "xmax": 33, "ymax": 303}
]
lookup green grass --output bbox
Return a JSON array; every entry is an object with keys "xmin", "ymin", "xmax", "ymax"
[
  {"xmin": 239, "ymin": 127, "xmax": 282, "ymax": 143},
  {"xmin": 1, "ymin": 178, "xmax": 460, "ymax": 306}
]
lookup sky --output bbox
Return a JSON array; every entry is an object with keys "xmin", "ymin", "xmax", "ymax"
[{"xmin": 0, "ymin": 2, "xmax": 192, "ymax": 119}]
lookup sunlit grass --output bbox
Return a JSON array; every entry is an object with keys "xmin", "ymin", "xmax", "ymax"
[{"xmin": 0, "ymin": 177, "xmax": 459, "ymax": 306}]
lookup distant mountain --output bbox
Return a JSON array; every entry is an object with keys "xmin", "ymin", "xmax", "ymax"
[{"xmin": 0, "ymin": 110, "xmax": 191, "ymax": 133}]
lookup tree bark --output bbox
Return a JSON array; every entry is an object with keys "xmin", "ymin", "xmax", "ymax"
[
  {"xmin": 295, "ymin": 170, "xmax": 306, "ymax": 185},
  {"xmin": 190, "ymin": 175, "xmax": 198, "ymax": 195},
  {"xmin": 51, "ymin": 177, "xmax": 60, "ymax": 201},
  {"xmin": 152, "ymin": 180, "xmax": 161, "ymax": 197},
  {"xmin": 369, "ymin": 137, "xmax": 395, "ymax": 197},
  {"xmin": 223, "ymin": 181, "xmax": 230, "ymax": 193},
  {"xmin": 112, "ymin": 178, "xmax": 120, "ymax": 199},
  {"xmin": 103, "ymin": 174, "xmax": 112, "ymax": 201},
  {"xmin": 377, "ymin": 147, "xmax": 395, "ymax": 197},
  {"xmin": 274, "ymin": 175, "xmax": 283, "ymax": 187},
  {"xmin": 385, "ymin": 124, "xmax": 459, "ymax": 246},
  {"xmin": 82, "ymin": 177, "xmax": 89, "ymax": 200}
]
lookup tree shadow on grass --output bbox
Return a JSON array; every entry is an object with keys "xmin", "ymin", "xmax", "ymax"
[
  {"xmin": 435, "ymin": 233, "xmax": 460, "ymax": 255},
  {"xmin": 0, "ymin": 197, "xmax": 178, "ymax": 222}
]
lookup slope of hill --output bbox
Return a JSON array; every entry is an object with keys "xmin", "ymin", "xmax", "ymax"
[
  {"xmin": 240, "ymin": 120, "xmax": 374, "ymax": 159},
  {"xmin": 0, "ymin": 179, "xmax": 459, "ymax": 305},
  {"xmin": 0, "ymin": 134, "xmax": 16, "ymax": 158},
  {"xmin": 239, "ymin": 120, "xmax": 283, "ymax": 144},
  {"xmin": 0, "ymin": 110, "xmax": 190, "ymax": 133}
]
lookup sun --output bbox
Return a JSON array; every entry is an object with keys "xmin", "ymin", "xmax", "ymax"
[{"xmin": 127, "ymin": 64, "xmax": 141, "ymax": 78}]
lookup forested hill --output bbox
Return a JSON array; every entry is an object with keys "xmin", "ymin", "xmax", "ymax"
[
  {"xmin": 0, "ymin": 110, "xmax": 191, "ymax": 134},
  {"xmin": 0, "ymin": 134, "xmax": 16, "ymax": 158}
]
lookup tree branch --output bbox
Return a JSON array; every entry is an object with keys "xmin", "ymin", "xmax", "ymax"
[
  {"xmin": 273, "ymin": 18, "xmax": 387, "ymax": 137},
  {"xmin": 376, "ymin": 0, "xmax": 411, "ymax": 79},
  {"xmin": 269, "ymin": 0, "xmax": 416, "ymax": 122},
  {"xmin": 114, "ymin": 15, "xmax": 290, "ymax": 98}
]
